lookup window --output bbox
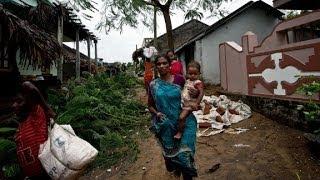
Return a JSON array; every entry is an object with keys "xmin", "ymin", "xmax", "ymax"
[{"xmin": 286, "ymin": 20, "xmax": 320, "ymax": 44}]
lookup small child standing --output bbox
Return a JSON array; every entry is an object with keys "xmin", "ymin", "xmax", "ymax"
[{"xmin": 174, "ymin": 61, "xmax": 204, "ymax": 139}]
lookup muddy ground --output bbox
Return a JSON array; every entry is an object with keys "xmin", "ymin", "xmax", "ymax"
[{"xmin": 86, "ymin": 86, "xmax": 320, "ymax": 180}]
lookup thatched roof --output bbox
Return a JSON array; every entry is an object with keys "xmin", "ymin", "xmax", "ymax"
[
  {"xmin": 28, "ymin": 2, "xmax": 98, "ymax": 42},
  {"xmin": 0, "ymin": 4, "xmax": 61, "ymax": 69},
  {"xmin": 63, "ymin": 44, "xmax": 92, "ymax": 64},
  {"xmin": 2, "ymin": 1, "xmax": 98, "ymax": 42},
  {"xmin": 62, "ymin": 44, "xmax": 99, "ymax": 75},
  {"xmin": 0, "ymin": 0, "xmax": 98, "ymax": 69}
]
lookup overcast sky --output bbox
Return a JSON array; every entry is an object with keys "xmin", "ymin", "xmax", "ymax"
[{"xmin": 63, "ymin": 0, "xmax": 273, "ymax": 63}]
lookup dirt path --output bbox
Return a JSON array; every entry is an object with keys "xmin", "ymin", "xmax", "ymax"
[{"xmin": 94, "ymin": 86, "xmax": 320, "ymax": 179}]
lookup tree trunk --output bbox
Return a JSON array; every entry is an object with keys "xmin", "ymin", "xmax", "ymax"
[
  {"xmin": 162, "ymin": 7, "xmax": 174, "ymax": 50},
  {"xmin": 87, "ymin": 37, "xmax": 91, "ymax": 73},
  {"xmin": 76, "ymin": 28, "xmax": 80, "ymax": 80}
]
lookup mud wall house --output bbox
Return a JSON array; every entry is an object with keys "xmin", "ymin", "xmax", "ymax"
[
  {"xmin": 219, "ymin": 1, "xmax": 320, "ymax": 102},
  {"xmin": 176, "ymin": 1, "xmax": 283, "ymax": 84}
]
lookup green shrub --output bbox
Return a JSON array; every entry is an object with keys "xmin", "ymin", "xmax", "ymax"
[
  {"xmin": 48, "ymin": 74, "xmax": 149, "ymax": 170},
  {"xmin": 297, "ymin": 81, "xmax": 320, "ymax": 134},
  {"xmin": 0, "ymin": 139, "xmax": 16, "ymax": 163},
  {"xmin": 0, "ymin": 139, "xmax": 20, "ymax": 179},
  {"xmin": 0, "ymin": 128, "xmax": 16, "ymax": 138},
  {"xmin": 2, "ymin": 163, "xmax": 21, "ymax": 179}
]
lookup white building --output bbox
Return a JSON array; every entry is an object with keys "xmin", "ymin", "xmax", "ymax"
[{"xmin": 176, "ymin": 0, "xmax": 283, "ymax": 84}]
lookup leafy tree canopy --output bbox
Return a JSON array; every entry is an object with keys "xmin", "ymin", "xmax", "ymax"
[
  {"xmin": 95, "ymin": 0, "xmax": 230, "ymax": 33},
  {"xmin": 66, "ymin": 0, "xmax": 231, "ymax": 49}
]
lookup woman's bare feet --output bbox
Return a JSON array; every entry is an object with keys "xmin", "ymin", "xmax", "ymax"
[{"xmin": 174, "ymin": 132, "xmax": 182, "ymax": 139}]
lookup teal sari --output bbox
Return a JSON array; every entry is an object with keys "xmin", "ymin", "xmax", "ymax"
[{"xmin": 149, "ymin": 78, "xmax": 197, "ymax": 177}]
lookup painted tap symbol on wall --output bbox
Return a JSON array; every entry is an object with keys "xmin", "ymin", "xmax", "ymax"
[{"xmin": 249, "ymin": 52, "xmax": 320, "ymax": 96}]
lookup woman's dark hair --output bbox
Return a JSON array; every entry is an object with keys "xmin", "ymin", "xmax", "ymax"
[
  {"xmin": 187, "ymin": 61, "xmax": 201, "ymax": 72},
  {"xmin": 155, "ymin": 54, "xmax": 171, "ymax": 64},
  {"xmin": 21, "ymin": 81, "xmax": 55, "ymax": 120},
  {"xmin": 166, "ymin": 49, "xmax": 174, "ymax": 55},
  {"xmin": 165, "ymin": 50, "xmax": 175, "ymax": 60}
]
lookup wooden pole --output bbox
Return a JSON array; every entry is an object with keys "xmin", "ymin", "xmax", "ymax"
[
  {"xmin": 57, "ymin": 14, "xmax": 64, "ymax": 82},
  {"xmin": 94, "ymin": 39, "xmax": 98, "ymax": 65},
  {"xmin": 76, "ymin": 27, "xmax": 80, "ymax": 79},
  {"xmin": 153, "ymin": 6, "xmax": 158, "ymax": 78},
  {"xmin": 87, "ymin": 37, "xmax": 91, "ymax": 73},
  {"xmin": 153, "ymin": 6, "xmax": 157, "ymax": 48}
]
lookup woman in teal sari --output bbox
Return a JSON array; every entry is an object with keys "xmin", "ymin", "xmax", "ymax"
[{"xmin": 148, "ymin": 55, "xmax": 198, "ymax": 179}]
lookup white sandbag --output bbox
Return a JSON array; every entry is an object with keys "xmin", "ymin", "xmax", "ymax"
[
  {"xmin": 217, "ymin": 95, "xmax": 231, "ymax": 109},
  {"xmin": 38, "ymin": 140, "xmax": 79, "ymax": 180},
  {"xmin": 230, "ymin": 100, "xmax": 252, "ymax": 119},
  {"xmin": 229, "ymin": 114, "xmax": 244, "ymax": 124},
  {"xmin": 221, "ymin": 110, "xmax": 232, "ymax": 126},
  {"xmin": 211, "ymin": 121, "xmax": 225, "ymax": 130},
  {"xmin": 202, "ymin": 96, "xmax": 215, "ymax": 104},
  {"xmin": 38, "ymin": 123, "xmax": 98, "ymax": 180}
]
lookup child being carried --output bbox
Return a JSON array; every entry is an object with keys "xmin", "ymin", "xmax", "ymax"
[{"xmin": 174, "ymin": 61, "xmax": 204, "ymax": 139}]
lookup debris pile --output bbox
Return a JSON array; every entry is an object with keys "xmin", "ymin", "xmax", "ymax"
[{"xmin": 194, "ymin": 95, "xmax": 252, "ymax": 136}]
